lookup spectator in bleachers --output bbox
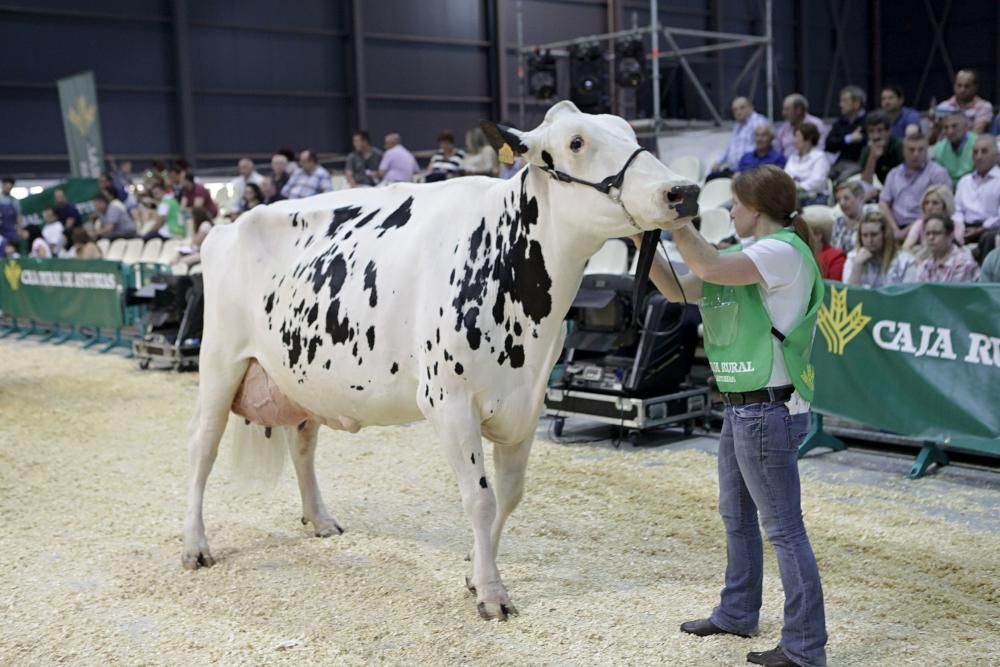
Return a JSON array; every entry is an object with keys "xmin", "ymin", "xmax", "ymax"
[
  {"xmin": 52, "ymin": 188, "xmax": 82, "ymax": 237},
  {"xmin": 282, "ymin": 149, "xmax": 333, "ymax": 199},
  {"xmin": 826, "ymin": 86, "xmax": 867, "ymax": 181},
  {"xmin": 902, "ymin": 184, "xmax": 960, "ymax": 255},
  {"xmin": 880, "ymin": 85, "xmax": 922, "ymax": 140},
  {"xmin": 932, "ymin": 111, "xmax": 977, "ymax": 187},
  {"xmin": 180, "ymin": 172, "xmax": 218, "ymax": 219},
  {"xmin": 859, "ymin": 111, "xmax": 903, "ymax": 198},
  {"xmin": 706, "ymin": 96, "xmax": 767, "ymax": 180},
  {"xmin": 879, "ymin": 133, "xmax": 951, "ymax": 240},
  {"xmin": 39, "ymin": 208, "xmax": 66, "ymax": 254},
  {"xmin": 461, "ymin": 127, "xmax": 498, "ymax": 176},
  {"xmin": 28, "ymin": 223, "xmax": 55, "ymax": 258},
  {"xmin": 784, "ymin": 122, "xmax": 830, "ymax": 206},
  {"xmin": 952, "ymin": 135, "xmax": 1000, "ymax": 250},
  {"xmin": 1, "ymin": 177, "xmax": 22, "ymax": 256},
  {"xmin": 913, "ymin": 215, "xmax": 980, "ymax": 282},
  {"xmin": 172, "ymin": 207, "xmax": 215, "ymax": 271},
  {"xmin": 736, "ymin": 123, "xmax": 785, "ymax": 172},
  {"xmin": 774, "ymin": 93, "xmax": 829, "ymax": 159},
  {"xmin": 980, "ymin": 246, "xmax": 1000, "ymax": 282},
  {"xmin": 345, "ymin": 131, "xmax": 383, "ymax": 188},
  {"xmin": 992, "ymin": 112, "xmax": 1000, "ymax": 136},
  {"xmin": 843, "ymin": 211, "xmax": 915, "ymax": 287},
  {"xmin": 97, "ymin": 172, "xmax": 125, "ymax": 203},
  {"xmin": 64, "ymin": 227, "xmax": 101, "ymax": 259},
  {"xmin": 425, "ymin": 130, "xmax": 465, "ymax": 182},
  {"xmin": 227, "ymin": 158, "xmax": 264, "ymax": 215},
  {"xmin": 91, "ymin": 194, "xmax": 136, "ymax": 240},
  {"xmin": 378, "ymin": 133, "xmax": 419, "ymax": 185},
  {"xmin": 832, "ymin": 181, "xmax": 865, "ymax": 254},
  {"xmin": 260, "ymin": 176, "xmax": 283, "ymax": 204},
  {"xmin": 242, "ymin": 183, "xmax": 264, "ymax": 211},
  {"xmin": 144, "ymin": 180, "xmax": 186, "ymax": 241},
  {"xmin": 270, "ymin": 151, "xmax": 295, "ymax": 195},
  {"xmin": 803, "ymin": 209, "xmax": 846, "ymax": 280},
  {"xmin": 933, "ymin": 69, "xmax": 993, "ymax": 136}
]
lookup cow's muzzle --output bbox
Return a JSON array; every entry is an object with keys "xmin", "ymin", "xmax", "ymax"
[{"xmin": 666, "ymin": 184, "xmax": 700, "ymax": 218}]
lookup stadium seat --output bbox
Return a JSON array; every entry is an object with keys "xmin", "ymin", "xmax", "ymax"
[
  {"xmin": 698, "ymin": 208, "xmax": 733, "ymax": 245},
  {"xmin": 104, "ymin": 238, "xmax": 127, "ymax": 261},
  {"xmin": 172, "ymin": 262, "xmax": 189, "ymax": 276},
  {"xmin": 140, "ymin": 237, "xmax": 163, "ymax": 263},
  {"xmin": 697, "ymin": 177, "xmax": 732, "ymax": 210},
  {"xmin": 159, "ymin": 239, "xmax": 185, "ymax": 264},
  {"xmin": 189, "ymin": 264, "xmax": 203, "ymax": 275},
  {"xmin": 120, "ymin": 238, "xmax": 145, "ymax": 265},
  {"xmin": 584, "ymin": 239, "xmax": 629, "ymax": 275},
  {"xmin": 802, "ymin": 204, "xmax": 835, "ymax": 223},
  {"xmin": 668, "ymin": 155, "xmax": 703, "ymax": 184},
  {"xmin": 96, "ymin": 238, "xmax": 110, "ymax": 257}
]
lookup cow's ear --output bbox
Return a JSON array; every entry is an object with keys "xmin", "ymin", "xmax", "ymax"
[{"xmin": 480, "ymin": 120, "xmax": 531, "ymax": 166}]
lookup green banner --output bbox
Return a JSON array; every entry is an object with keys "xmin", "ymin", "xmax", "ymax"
[
  {"xmin": 18, "ymin": 178, "xmax": 100, "ymax": 217},
  {"xmin": 57, "ymin": 71, "xmax": 105, "ymax": 178},
  {"xmin": 1, "ymin": 257, "xmax": 124, "ymax": 328},
  {"xmin": 813, "ymin": 282, "xmax": 1000, "ymax": 455}
]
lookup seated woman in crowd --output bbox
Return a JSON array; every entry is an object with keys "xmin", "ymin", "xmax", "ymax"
[
  {"xmin": 843, "ymin": 211, "xmax": 915, "ymax": 287},
  {"xmin": 912, "ymin": 214, "xmax": 980, "ymax": 282},
  {"xmin": 242, "ymin": 182, "xmax": 264, "ymax": 212},
  {"xmin": 784, "ymin": 122, "xmax": 831, "ymax": 206},
  {"xmin": 172, "ymin": 207, "xmax": 215, "ymax": 270},
  {"xmin": 902, "ymin": 184, "xmax": 961, "ymax": 256},
  {"xmin": 803, "ymin": 209, "xmax": 846, "ymax": 280},
  {"xmin": 831, "ymin": 180, "xmax": 866, "ymax": 253},
  {"xmin": 64, "ymin": 227, "xmax": 101, "ymax": 259},
  {"xmin": 461, "ymin": 127, "xmax": 499, "ymax": 177},
  {"xmin": 425, "ymin": 130, "xmax": 465, "ymax": 182}
]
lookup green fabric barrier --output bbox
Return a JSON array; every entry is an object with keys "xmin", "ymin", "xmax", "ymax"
[
  {"xmin": 812, "ymin": 281, "xmax": 1000, "ymax": 457},
  {"xmin": 1, "ymin": 257, "xmax": 125, "ymax": 328},
  {"xmin": 18, "ymin": 178, "xmax": 100, "ymax": 216}
]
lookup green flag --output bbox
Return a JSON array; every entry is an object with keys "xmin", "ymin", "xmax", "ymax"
[{"xmin": 57, "ymin": 71, "xmax": 105, "ymax": 178}]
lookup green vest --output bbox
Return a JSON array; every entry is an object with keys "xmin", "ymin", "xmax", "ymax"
[
  {"xmin": 701, "ymin": 229, "xmax": 824, "ymax": 400},
  {"xmin": 161, "ymin": 195, "xmax": 186, "ymax": 238}
]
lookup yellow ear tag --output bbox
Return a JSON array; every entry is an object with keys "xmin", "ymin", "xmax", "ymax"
[{"xmin": 498, "ymin": 143, "xmax": 515, "ymax": 165}]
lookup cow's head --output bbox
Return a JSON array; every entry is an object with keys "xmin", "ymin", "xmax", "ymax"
[{"xmin": 481, "ymin": 101, "xmax": 699, "ymax": 238}]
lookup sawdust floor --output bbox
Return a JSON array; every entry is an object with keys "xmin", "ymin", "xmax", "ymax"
[{"xmin": 1, "ymin": 340, "xmax": 998, "ymax": 666}]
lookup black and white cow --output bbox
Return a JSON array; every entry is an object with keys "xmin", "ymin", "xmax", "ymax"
[{"xmin": 182, "ymin": 101, "xmax": 699, "ymax": 620}]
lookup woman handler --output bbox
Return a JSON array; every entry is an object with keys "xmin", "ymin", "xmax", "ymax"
[{"xmin": 635, "ymin": 165, "xmax": 828, "ymax": 667}]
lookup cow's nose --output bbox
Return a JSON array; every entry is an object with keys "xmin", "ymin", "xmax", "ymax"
[{"xmin": 665, "ymin": 184, "xmax": 700, "ymax": 218}]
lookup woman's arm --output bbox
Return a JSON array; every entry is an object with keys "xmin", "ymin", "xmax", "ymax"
[
  {"xmin": 671, "ymin": 222, "xmax": 764, "ymax": 286},
  {"xmin": 631, "ymin": 235, "xmax": 704, "ymax": 302}
]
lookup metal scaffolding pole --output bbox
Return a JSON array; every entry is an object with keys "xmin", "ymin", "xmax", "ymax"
[
  {"xmin": 650, "ymin": 0, "xmax": 660, "ymax": 131},
  {"xmin": 765, "ymin": 0, "xmax": 774, "ymax": 119}
]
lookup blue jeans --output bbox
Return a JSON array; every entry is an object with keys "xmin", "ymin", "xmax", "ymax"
[{"xmin": 710, "ymin": 402, "xmax": 828, "ymax": 667}]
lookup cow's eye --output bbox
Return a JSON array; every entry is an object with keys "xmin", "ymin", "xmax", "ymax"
[{"xmin": 570, "ymin": 136, "xmax": 584, "ymax": 152}]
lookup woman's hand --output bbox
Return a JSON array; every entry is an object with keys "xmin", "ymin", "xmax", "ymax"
[{"xmin": 855, "ymin": 247, "xmax": 872, "ymax": 265}]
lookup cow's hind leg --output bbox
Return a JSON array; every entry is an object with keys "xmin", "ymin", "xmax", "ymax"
[
  {"xmin": 288, "ymin": 419, "xmax": 343, "ymax": 537},
  {"xmin": 489, "ymin": 439, "xmax": 532, "ymax": 560},
  {"xmin": 182, "ymin": 358, "xmax": 249, "ymax": 569},
  {"xmin": 431, "ymin": 408, "xmax": 516, "ymax": 621}
]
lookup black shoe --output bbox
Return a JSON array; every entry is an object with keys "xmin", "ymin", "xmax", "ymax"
[
  {"xmin": 747, "ymin": 644, "xmax": 803, "ymax": 667},
  {"xmin": 680, "ymin": 618, "xmax": 751, "ymax": 639}
]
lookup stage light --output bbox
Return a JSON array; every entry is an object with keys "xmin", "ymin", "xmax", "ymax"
[
  {"xmin": 615, "ymin": 39, "xmax": 646, "ymax": 89},
  {"xmin": 527, "ymin": 50, "xmax": 557, "ymax": 100},
  {"xmin": 570, "ymin": 43, "xmax": 609, "ymax": 113}
]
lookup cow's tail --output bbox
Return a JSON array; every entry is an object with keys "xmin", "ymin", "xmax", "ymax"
[{"xmin": 227, "ymin": 416, "xmax": 293, "ymax": 495}]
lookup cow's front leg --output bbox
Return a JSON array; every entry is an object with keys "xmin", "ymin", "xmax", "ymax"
[
  {"xmin": 431, "ymin": 408, "xmax": 517, "ymax": 621},
  {"xmin": 288, "ymin": 419, "xmax": 343, "ymax": 537}
]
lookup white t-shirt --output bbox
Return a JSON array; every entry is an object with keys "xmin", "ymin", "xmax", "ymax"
[{"xmin": 741, "ymin": 238, "xmax": 813, "ymax": 412}]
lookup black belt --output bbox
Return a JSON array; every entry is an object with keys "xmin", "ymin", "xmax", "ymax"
[{"xmin": 721, "ymin": 385, "xmax": 794, "ymax": 406}]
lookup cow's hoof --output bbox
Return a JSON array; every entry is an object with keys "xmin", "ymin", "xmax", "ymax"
[
  {"xmin": 301, "ymin": 515, "xmax": 344, "ymax": 538},
  {"xmin": 465, "ymin": 575, "xmax": 476, "ymax": 594},
  {"xmin": 181, "ymin": 548, "xmax": 215, "ymax": 570},
  {"xmin": 477, "ymin": 600, "xmax": 518, "ymax": 621}
]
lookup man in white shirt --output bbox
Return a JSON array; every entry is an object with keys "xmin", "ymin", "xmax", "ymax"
[
  {"xmin": 227, "ymin": 158, "xmax": 264, "ymax": 217},
  {"xmin": 706, "ymin": 96, "xmax": 768, "ymax": 180},
  {"xmin": 954, "ymin": 135, "xmax": 1000, "ymax": 258}
]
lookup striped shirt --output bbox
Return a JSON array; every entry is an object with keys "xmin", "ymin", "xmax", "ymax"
[{"xmin": 717, "ymin": 112, "xmax": 768, "ymax": 168}]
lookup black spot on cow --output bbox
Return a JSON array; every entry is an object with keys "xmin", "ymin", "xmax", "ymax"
[
  {"xmin": 355, "ymin": 209, "xmax": 380, "ymax": 228},
  {"xmin": 326, "ymin": 300, "xmax": 351, "ymax": 345},
  {"xmin": 426, "ymin": 367, "xmax": 431, "ymax": 380},
  {"xmin": 470, "ymin": 453, "xmax": 475, "ymax": 464},
  {"xmin": 469, "ymin": 218, "xmax": 486, "ymax": 259},
  {"xmin": 265, "ymin": 427, "xmax": 272, "ymax": 438},
  {"xmin": 357, "ymin": 357, "xmax": 362, "ymax": 366},
  {"xmin": 513, "ymin": 321, "xmax": 523, "ymax": 336},
  {"xmin": 455, "ymin": 362, "xmax": 464, "ymax": 375},
  {"xmin": 377, "ymin": 197, "xmax": 414, "ymax": 236},
  {"xmin": 540, "ymin": 150, "xmax": 555, "ymax": 171},
  {"xmin": 426, "ymin": 340, "xmax": 433, "ymax": 351},
  {"xmin": 459, "ymin": 307, "xmax": 482, "ymax": 350},
  {"xmin": 366, "ymin": 326, "xmax": 375, "ymax": 351},
  {"xmin": 449, "ymin": 268, "xmax": 455, "ymax": 285},
  {"xmin": 351, "ymin": 341, "xmax": 358, "ymax": 357},
  {"xmin": 497, "ymin": 351, "xmax": 506, "ymax": 365},
  {"xmin": 324, "ymin": 360, "xmax": 331, "ymax": 370},
  {"xmin": 291, "ymin": 213, "xmax": 300, "ymax": 227},
  {"xmin": 433, "ymin": 361, "xmax": 438, "ymax": 376},
  {"xmin": 264, "ymin": 292, "xmax": 275, "ymax": 315},
  {"xmin": 504, "ymin": 333, "xmax": 525, "ymax": 368},
  {"xmin": 306, "ymin": 335, "xmax": 322, "ymax": 364},
  {"xmin": 306, "ymin": 302, "xmax": 319, "ymax": 326},
  {"xmin": 390, "ymin": 362, "xmax": 399, "ymax": 374},
  {"xmin": 348, "ymin": 327, "xmax": 355, "ymax": 341},
  {"xmin": 439, "ymin": 307, "xmax": 443, "ymax": 317},
  {"xmin": 439, "ymin": 388, "xmax": 443, "ymax": 401},
  {"xmin": 429, "ymin": 396, "xmax": 434, "ymax": 407},
  {"xmin": 244, "ymin": 419, "xmax": 250, "ymax": 425},
  {"xmin": 351, "ymin": 385, "xmax": 364, "ymax": 391},
  {"xmin": 327, "ymin": 205, "xmax": 363, "ymax": 238},
  {"xmin": 435, "ymin": 328, "xmax": 440, "ymax": 345},
  {"xmin": 311, "ymin": 253, "xmax": 348, "ymax": 298},
  {"xmin": 479, "ymin": 476, "xmax": 488, "ymax": 489},
  {"xmin": 363, "ymin": 261, "xmax": 378, "ymax": 307}
]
